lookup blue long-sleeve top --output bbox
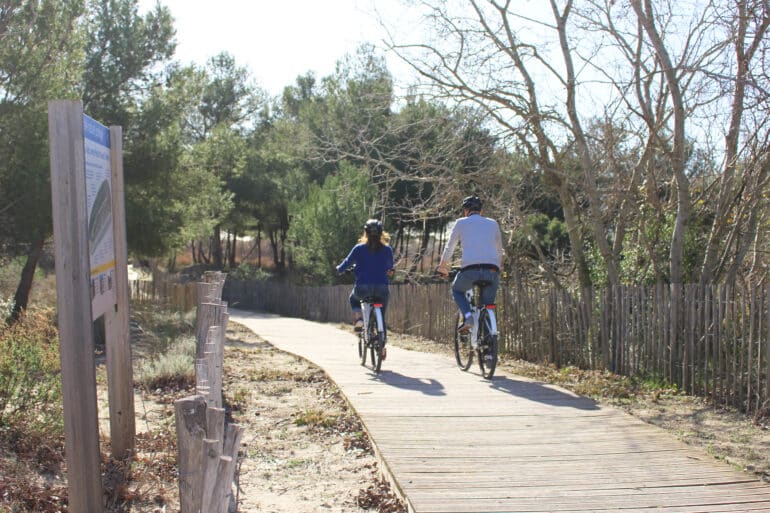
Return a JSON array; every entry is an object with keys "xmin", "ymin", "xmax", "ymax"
[{"xmin": 336, "ymin": 243, "xmax": 394, "ymax": 285}]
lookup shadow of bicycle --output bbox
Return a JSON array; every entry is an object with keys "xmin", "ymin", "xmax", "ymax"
[
  {"xmin": 373, "ymin": 370, "xmax": 447, "ymax": 396},
  {"xmin": 486, "ymin": 374, "xmax": 600, "ymax": 411}
]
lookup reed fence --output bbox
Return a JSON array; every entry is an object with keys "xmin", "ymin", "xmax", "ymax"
[
  {"xmin": 223, "ymin": 279, "xmax": 770, "ymax": 417},
  {"xmin": 129, "ymin": 278, "xmax": 198, "ymax": 311}
]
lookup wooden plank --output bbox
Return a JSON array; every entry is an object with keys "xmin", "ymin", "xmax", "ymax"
[
  {"xmin": 104, "ymin": 125, "xmax": 135, "ymax": 460},
  {"xmin": 48, "ymin": 100, "xmax": 104, "ymax": 512}
]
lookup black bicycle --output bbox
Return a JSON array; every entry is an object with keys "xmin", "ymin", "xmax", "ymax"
[{"xmin": 453, "ymin": 279, "xmax": 498, "ymax": 379}]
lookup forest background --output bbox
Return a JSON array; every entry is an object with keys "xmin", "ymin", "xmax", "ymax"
[{"xmin": 1, "ymin": 0, "xmax": 769, "ymax": 320}]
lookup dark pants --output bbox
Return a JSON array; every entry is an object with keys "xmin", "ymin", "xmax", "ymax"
[{"xmin": 349, "ymin": 284, "xmax": 390, "ymax": 316}]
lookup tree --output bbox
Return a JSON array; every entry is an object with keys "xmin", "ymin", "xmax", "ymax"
[
  {"xmin": 385, "ymin": 0, "xmax": 770, "ymax": 288},
  {"xmin": 123, "ymin": 64, "xmax": 229, "ymax": 259},
  {"xmin": 0, "ymin": 0, "xmax": 175, "ymax": 322},
  {"xmin": 696, "ymin": 0, "xmax": 770, "ymax": 283},
  {"xmin": 0, "ymin": 0, "xmax": 86, "ymax": 323},
  {"xmin": 385, "ymin": 0, "xmax": 613, "ymax": 287},
  {"xmin": 82, "ymin": 0, "xmax": 175, "ymax": 126},
  {"xmin": 183, "ymin": 53, "xmax": 265, "ymax": 268},
  {"xmin": 288, "ymin": 162, "xmax": 373, "ymax": 283}
]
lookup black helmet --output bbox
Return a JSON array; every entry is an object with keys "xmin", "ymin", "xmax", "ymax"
[
  {"xmin": 462, "ymin": 195, "xmax": 482, "ymax": 212},
  {"xmin": 364, "ymin": 219, "xmax": 383, "ymax": 235}
]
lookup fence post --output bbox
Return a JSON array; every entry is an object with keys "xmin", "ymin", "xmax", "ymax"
[{"xmin": 176, "ymin": 272, "xmax": 241, "ymax": 513}]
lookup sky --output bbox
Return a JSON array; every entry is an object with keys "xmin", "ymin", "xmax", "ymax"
[{"xmin": 138, "ymin": 0, "xmax": 414, "ymax": 97}]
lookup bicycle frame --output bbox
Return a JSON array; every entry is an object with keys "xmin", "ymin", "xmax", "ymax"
[
  {"xmin": 360, "ymin": 300, "xmax": 385, "ymax": 339},
  {"xmin": 464, "ymin": 287, "xmax": 498, "ymax": 347}
]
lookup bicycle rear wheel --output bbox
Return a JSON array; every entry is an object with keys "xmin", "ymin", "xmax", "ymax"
[
  {"xmin": 477, "ymin": 310, "xmax": 498, "ymax": 379},
  {"xmin": 372, "ymin": 332, "xmax": 384, "ymax": 373},
  {"xmin": 358, "ymin": 331, "xmax": 367, "ymax": 366},
  {"xmin": 453, "ymin": 312, "xmax": 473, "ymax": 370},
  {"xmin": 367, "ymin": 309, "xmax": 380, "ymax": 372}
]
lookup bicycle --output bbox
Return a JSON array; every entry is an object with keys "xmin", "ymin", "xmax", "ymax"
[
  {"xmin": 339, "ymin": 267, "xmax": 387, "ymax": 373},
  {"xmin": 357, "ymin": 295, "xmax": 387, "ymax": 373},
  {"xmin": 453, "ymin": 279, "xmax": 499, "ymax": 379}
]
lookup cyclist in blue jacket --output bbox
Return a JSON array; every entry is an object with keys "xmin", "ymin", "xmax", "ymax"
[
  {"xmin": 336, "ymin": 219, "xmax": 395, "ymax": 336},
  {"xmin": 437, "ymin": 195, "xmax": 504, "ymax": 333}
]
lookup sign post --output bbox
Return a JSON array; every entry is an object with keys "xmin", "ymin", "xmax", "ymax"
[
  {"xmin": 48, "ymin": 100, "xmax": 104, "ymax": 512},
  {"xmin": 49, "ymin": 100, "xmax": 137, "ymax": 508},
  {"xmin": 104, "ymin": 125, "xmax": 135, "ymax": 459}
]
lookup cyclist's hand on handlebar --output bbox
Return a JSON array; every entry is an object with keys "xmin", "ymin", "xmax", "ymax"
[{"xmin": 436, "ymin": 262, "xmax": 449, "ymax": 279}]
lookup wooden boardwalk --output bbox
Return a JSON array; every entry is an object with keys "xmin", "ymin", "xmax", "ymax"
[{"xmin": 230, "ymin": 309, "xmax": 770, "ymax": 513}]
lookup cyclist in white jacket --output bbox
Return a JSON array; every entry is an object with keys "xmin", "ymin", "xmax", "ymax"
[{"xmin": 437, "ymin": 195, "xmax": 504, "ymax": 333}]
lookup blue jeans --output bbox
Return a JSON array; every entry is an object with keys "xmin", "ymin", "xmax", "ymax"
[
  {"xmin": 349, "ymin": 284, "xmax": 390, "ymax": 316},
  {"xmin": 451, "ymin": 268, "xmax": 499, "ymax": 316}
]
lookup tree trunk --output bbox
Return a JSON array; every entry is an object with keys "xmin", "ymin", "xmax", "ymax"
[
  {"xmin": 229, "ymin": 233, "xmax": 237, "ymax": 268},
  {"xmin": 212, "ymin": 225, "xmax": 223, "ymax": 269},
  {"xmin": 631, "ymin": 0, "xmax": 690, "ymax": 285},
  {"xmin": 197, "ymin": 239, "xmax": 210, "ymax": 264},
  {"xmin": 552, "ymin": 1, "xmax": 618, "ymax": 288},
  {"xmin": 257, "ymin": 230, "xmax": 262, "ymax": 267},
  {"xmin": 700, "ymin": 2, "xmax": 769, "ymax": 284},
  {"xmin": 269, "ymin": 230, "xmax": 279, "ymax": 269},
  {"xmin": 410, "ymin": 221, "xmax": 430, "ymax": 274},
  {"xmin": 7, "ymin": 238, "xmax": 45, "ymax": 325}
]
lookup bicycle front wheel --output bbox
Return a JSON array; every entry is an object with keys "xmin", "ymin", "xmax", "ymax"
[
  {"xmin": 477, "ymin": 310, "xmax": 498, "ymax": 379},
  {"xmin": 453, "ymin": 312, "xmax": 473, "ymax": 371}
]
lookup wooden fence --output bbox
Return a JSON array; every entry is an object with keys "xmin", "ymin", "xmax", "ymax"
[
  {"xmin": 175, "ymin": 272, "xmax": 243, "ymax": 513},
  {"xmin": 224, "ymin": 279, "xmax": 770, "ymax": 417},
  {"xmin": 129, "ymin": 278, "xmax": 198, "ymax": 312}
]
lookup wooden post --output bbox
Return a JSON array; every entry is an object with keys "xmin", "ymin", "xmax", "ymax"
[
  {"xmin": 104, "ymin": 125, "xmax": 135, "ymax": 459},
  {"xmin": 200, "ymin": 438, "xmax": 223, "ymax": 510},
  {"xmin": 48, "ymin": 100, "xmax": 104, "ymax": 512},
  {"xmin": 196, "ymin": 302, "xmax": 227, "ymax": 359},
  {"xmin": 218, "ymin": 423, "xmax": 244, "ymax": 511},
  {"xmin": 175, "ymin": 395, "xmax": 208, "ymax": 513}
]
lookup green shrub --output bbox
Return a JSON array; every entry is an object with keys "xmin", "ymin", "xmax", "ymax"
[
  {"xmin": 227, "ymin": 263, "xmax": 273, "ymax": 282},
  {"xmin": 0, "ymin": 310, "xmax": 63, "ymax": 436},
  {"xmin": 136, "ymin": 335, "xmax": 196, "ymax": 391}
]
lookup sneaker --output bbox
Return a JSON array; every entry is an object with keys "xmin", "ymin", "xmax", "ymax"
[
  {"xmin": 352, "ymin": 312, "xmax": 363, "ymax": 331},
  {"xmin": 457, "ymin": 319, "xmax": 473, "ymax": 333}
]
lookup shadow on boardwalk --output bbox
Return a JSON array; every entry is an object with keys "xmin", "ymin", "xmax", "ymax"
[
  {"xmin": 487, "ymin": 375, "xmax": 601, "ymax": 410},
  {"xmin": 374, "ymin": 370, "xmax": 446, "ymax": 396}
]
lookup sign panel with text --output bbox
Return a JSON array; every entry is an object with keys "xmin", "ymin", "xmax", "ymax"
[{"xmin": 84, "ymin": 114, "xmax": 116, "ymax": 319}]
